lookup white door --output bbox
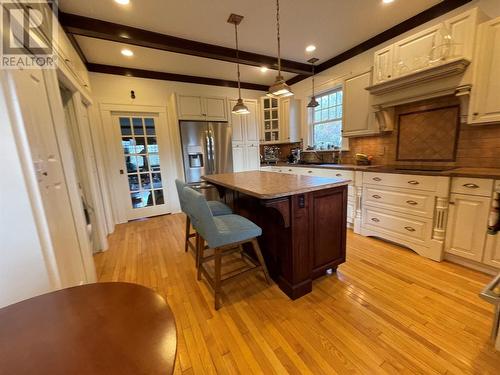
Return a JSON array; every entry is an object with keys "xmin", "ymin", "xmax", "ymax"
[
  {"xmin": 10, "ymin": 69, "xmax": 91, "ymax": 286},
  {"xmin": 112, "ymin": 113, "xmax": 172, "ymax": 220},
  {"xmin": 245, "ymin": 101, "xmax": 259, "ymax": 143},
  {"xmin": 445, "ymin": 193, "xmax": 490, "ymax": 261}
]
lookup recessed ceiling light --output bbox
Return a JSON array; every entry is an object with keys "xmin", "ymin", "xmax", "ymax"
[
  {"xmin": 115, "ymin": 0, "xmax": 130, "ymax": 5},
  {"xmin": 260, "ymin": 66, "xmax": 268, "ymax": 73},
  {"xmin": 382, "ymin": 0, "xmax": 394, "ymax": 4},
  {"xmin": 305, "ymin": 45, "xmax": 316, "ymax": 53},
  {"xmin": 121, "ymin": 49, "xmax": 134, "ymax": 57}
]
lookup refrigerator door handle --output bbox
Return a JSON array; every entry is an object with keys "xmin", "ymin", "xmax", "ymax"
[
  {"xmin": 205, "ymin": 130, "xmax": 212, "ymax": 174},
  {"xmin": 209, "ymin": 129, "xmax": 216, "ymax": 173}
]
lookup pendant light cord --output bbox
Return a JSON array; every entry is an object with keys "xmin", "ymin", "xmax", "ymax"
[
  {"xmin": 276, "ymin": 0, "xmax": 281, "ymax": 77},
  {"xmin": 312, "ymin": 64, "xmax": 315, "ymax": 96},
  {"xmin": 234, "ymin": 23, "xmax": 242, "ymax": 99}
]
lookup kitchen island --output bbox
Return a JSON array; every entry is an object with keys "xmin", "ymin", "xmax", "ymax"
[{"xmin": 203, "ymin": 171, "xmax": 350, "ymax": 299}]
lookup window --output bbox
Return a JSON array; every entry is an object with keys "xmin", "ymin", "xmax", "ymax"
[{"xmin": 311, "ymin": 88, "xmax": 343, "ymax": 148}]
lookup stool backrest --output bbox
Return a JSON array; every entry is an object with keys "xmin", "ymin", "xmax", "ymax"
[
  {"xmin": 175, "ymin": 179, "xmax": 188, "ymax": 213},
  {"xmin": 183, "ymin": 186, "xmax": 218, "ymax": 244}
]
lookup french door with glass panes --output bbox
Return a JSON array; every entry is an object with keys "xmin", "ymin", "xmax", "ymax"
[{"xmin": 114, "ymin": 114, "xmax": 170, "ymax": 220}]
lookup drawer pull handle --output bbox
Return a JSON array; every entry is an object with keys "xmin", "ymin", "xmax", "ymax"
[
  {"xmin": 463, "ymin": 183, "xmax": 479, "ymax": 189},
  {"xmin": 407, "ymin": 180, "xmax": 420, "ymax": 185},
  {"xmin": 406, "ymin": 200, "xmax": 418, "ymax": 206},
  {"xmin": 371, "ymin": 218, "xmax": 380, "ymax": 223},
  {"xmin": 288, "ymin": 169, "xmax": 293, "ymax": 172},
  {"xmin": 308, "ymin": 171, "xmax": 313, "ymax": 174},
  {"xmin": 373, "ymin": 177, "xmax": 382, "ymax": 182},
  {"xmin": 404, "ymin": 226, "xmax": 416, "ymax": 232},
  {"xmin": 336, "ymin": 173, "xmax": 342, "ymax": 177},
  {"xmin": 372, "ymin": 195, "xmax": 382, "ymax": 199}
]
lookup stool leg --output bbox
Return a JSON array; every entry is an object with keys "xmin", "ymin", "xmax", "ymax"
[
  {"xmin": 197, "ymin": 236, "xmax": 204, "ymax": 281},
  {"xmin": 195, "ymin": 233, "xmax": 200, "ymax": 269},
  {"xmin": 214, "ymin": 247, "xmax": 222, "ymax": 310},
  {"xmin": 184, "ymin": 216, "xmax": 191, "ymax": 253},
  {"xmin": 251, "ymin": 239, "xmax": 271, "ymax": 285}
]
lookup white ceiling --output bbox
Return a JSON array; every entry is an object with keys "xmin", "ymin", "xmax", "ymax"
[{"xmin": 60, "ymin": 0, "xmax": 444, "ymax": 85}]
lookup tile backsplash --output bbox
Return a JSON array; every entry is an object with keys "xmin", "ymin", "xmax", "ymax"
[{"xmin": 339, "ymin": 96, "xmax": 500, "ymax": 168}]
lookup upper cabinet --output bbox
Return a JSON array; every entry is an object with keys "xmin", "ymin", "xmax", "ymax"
[
  {"xmin": 468, "ymin": 16, "xmax": 500, "ymax": 125},
  {"xmin": 373, "ymin": 46, "xmax": 394, "ymax": 84},
  {"xmin": 177, "ymin": 95, "xmax": 227, "ymax": 121},
  {"xmin": 260, "ymin": 97, "xmax": 301, "ymax": 144},
  {"xmin": 371, "ymin": 8, "xmax": 480, "ymax": 88},
  {"xmin": 230, "ymin": 99, "xmax": 260, "ymax": 172},
  {"xmin": 343, "ymin": 70, "xmax": 380, "ymax": 137}
]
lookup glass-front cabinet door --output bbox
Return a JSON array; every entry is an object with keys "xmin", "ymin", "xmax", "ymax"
[{"xmin": 261, "ymin": 97, "xmax": 280, "ymax": 142}]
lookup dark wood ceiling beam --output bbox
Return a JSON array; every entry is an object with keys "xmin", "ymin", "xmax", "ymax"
[
  {"xmin": 59, "ymin": 12, "xmax": 312, "ymax": 75},
  {"xmin": 86, "ymin": 63, "xmax": 268, "ymax": 91},
  {"xmin": 287, "ymin": 0, "xmax": 473, "ymax": 85}
]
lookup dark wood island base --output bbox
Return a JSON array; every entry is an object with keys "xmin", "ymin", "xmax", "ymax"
[{"xmin": 203, "ymin": 171, "xmax": 349, "ymax": 300}]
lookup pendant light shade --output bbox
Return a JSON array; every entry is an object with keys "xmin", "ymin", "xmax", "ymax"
[
  {"xmin": 228, "ymin": 13, "xmax": 250, "ymax": 115},
  {"xmin": 232, "ymin": 98, "xmax": 250, "ymax": 114},
  {"xmin": 307, "ymin": 57, "xmax": 319, "ymax": 108},
  {"xmin": 268, "ymin": 0, "xmax": 293, "ymax": 98}
]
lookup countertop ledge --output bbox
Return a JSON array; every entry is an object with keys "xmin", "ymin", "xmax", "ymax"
[
  {"xmin": 203, "ymin": 171, "xmax": 350, "ymax": 199},
  {"xmin": 260, "ymin": 163, "xmax": 500, "ymax": 179}
]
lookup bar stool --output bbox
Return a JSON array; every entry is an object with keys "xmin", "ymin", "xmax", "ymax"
[
  {"xmin": 183, "ymin": 186, "xmax": 270, "ymax": 310},
  {"xmin": 175, "ymin": 179, "xmax": 232, "ymax": 253}
]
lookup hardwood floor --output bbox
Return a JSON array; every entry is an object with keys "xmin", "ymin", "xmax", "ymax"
[{"xmin": 94, "ymin": 214, "xmax": 500, "ymax": 374}]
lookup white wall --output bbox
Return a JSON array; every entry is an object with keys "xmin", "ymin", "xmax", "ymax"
[
  {"xmin": 89, "ymin": 73, "xmax": 265, "ymax": 218},
  {"xmin": 0, "ymin": 75, "xmax": 54, "ymax": 308},
  {"xmin": 89, "ymin": 73, "xmax": 264, "ymax": 105},
  {"xmin": 291, "ymin": 0, "xmax": 500, "ymax": 146}
]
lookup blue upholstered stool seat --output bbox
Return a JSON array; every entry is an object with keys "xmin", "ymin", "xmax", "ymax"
[
  {"xmin": 207, "ymin": 201, "xmax": 233, "ymax": 217},
  {"xmin": 210, "ymin": 214, "xmax": 262, "ymax": 248}
]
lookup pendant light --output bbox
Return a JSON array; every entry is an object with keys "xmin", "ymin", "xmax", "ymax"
[
  {"xmin": 228, "ymin": 14, "xmax": 250, "ymax": 115},
  {"xmin": 307, "ymin": 58, "xmax": 319, "ymax": 108},
  {"xmin": 267, "ymin": 0, "xmax": 293, "ymax": 98}
]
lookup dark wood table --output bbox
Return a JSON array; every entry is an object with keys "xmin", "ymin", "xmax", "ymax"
[
  {"xmin": 203, "ymin": 171, "xmax": 349, "ymax": 299},
  {"xmin": 0, "ymin": 282, "xmax": 177, "ymax": 375}
]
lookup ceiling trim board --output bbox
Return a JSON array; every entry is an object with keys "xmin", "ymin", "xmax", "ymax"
[
  {"xmin": 287, "ymin": 0, "xmax": 473, "ymax": 86},
  {"xmin": 59, "ymin": 12, "xmax": 312, "ymax": 75},
  {"xmin": 86, "ymin": 63, "xmax": 268, "ymax": 91}
]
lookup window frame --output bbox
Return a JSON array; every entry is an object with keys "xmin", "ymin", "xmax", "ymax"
[{"xmin": 307, "ymin": 84, "xmax": 349, "ymax": 150}]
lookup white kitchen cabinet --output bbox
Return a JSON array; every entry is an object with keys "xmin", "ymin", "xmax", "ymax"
[
  {"xmin": 373, "ymin": 45, "xmax": 394, "ymax": 84},
  {"xmin": 444, "ymin": 8, "xmax": 479, "ymax": 62},
  {"xmin": 445, "ymin": 194, "xmax": 490, "ymax": 262},
  {"xmin": 280, "ymin": 97, "xmax": 301, "ymax": 143},
  {"xmin": 232, "ymin": 143, "xmax": 246, "ymax": 172},
  {"xmin": 260, "ymin": 97, "xmax": 301, "ymax": 143},
  {"xmin": 230, "ymin": 99, "xmax": 260, "ymax": 171},
  {"xmin": 177, "ymin": 95, "xmax": 227, "ymax": 121},
  {"xmin": 483, "ymin": 233, "xmax": 500, "ymax": 268},
  {"xmin": 468, "ymin": 16, "xmax": 500, "ymax": 125},
  {"xmin": 343, "ymin": 70, "xmax": 379, "ymax": 137},
  {"xmin": 393, "ymin": 24, "xmax": 442, "ymax": 77}
]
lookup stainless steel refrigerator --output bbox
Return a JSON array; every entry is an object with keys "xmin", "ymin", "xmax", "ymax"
[{"xmin": 179, "ymin": 121, "xmax": 233, "ymax": 188}]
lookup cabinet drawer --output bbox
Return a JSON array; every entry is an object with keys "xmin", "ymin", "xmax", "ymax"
[
  {"xmin": 363, "ymin": 207, "xmax": 432, "ymax": 244},
  {"xmin": 363, "ymin": 185, "xmax": 435, "ymax": 218},
  {"xmin": 363, "ymin": 172, "xmax": 437, "ymax": 191},
  {"xmin": 317, "ymin": 169, "xmax": 354, "ymax": 181},
  {"xmin": 451, "ymin": 177, "xmax": 493, "ymax": 197}
]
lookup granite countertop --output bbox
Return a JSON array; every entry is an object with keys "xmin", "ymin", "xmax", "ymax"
[
  {"xmin": 260, "ymin": 162, "xmax": 500, "ymax": 179},
  {"xmin": 203, "ymin": 171, "xmax": 350, "ymax": 199}
]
